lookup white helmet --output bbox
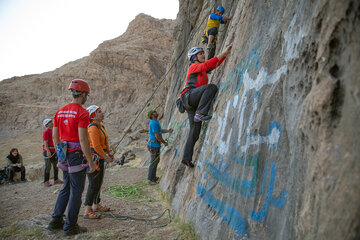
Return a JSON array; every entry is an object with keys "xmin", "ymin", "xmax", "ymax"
[
  {"xmin": 188, "ymin": 47, "xmax": 204, "ymax": 60},
  {"xmin": 86, "ymin": 105, "xmax": 100, "ymax": 119},
  {"xmin": 43, "ymin": 118, "xmax": 52, "ymax": 127}
]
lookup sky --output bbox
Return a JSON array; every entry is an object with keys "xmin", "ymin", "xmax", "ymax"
[{"xmin": 0, "ymin": 0, "xmax": 179, "ymax": 81}]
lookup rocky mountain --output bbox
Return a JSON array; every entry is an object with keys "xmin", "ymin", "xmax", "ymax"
[
  {"xmin": 0, "ymin": 14, "xmax": 175, "ymax": 163},
  {"xmin": 158, "ymin": 0, "xmax": 360, "ymax": 239},
  {"xmin": 1, "ymin": 1, "xmax": 359, "ymax": 239}
]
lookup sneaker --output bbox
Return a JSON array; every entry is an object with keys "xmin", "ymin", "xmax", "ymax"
[
  {"xmin": 63, "ymin": 224, "xmax": 87, "ymax": 236},
  {"xmin": 181, "ymin": 160, "xmax": 195, "ymax": 168},
  {"xmin": 194, "ymin": 114, "xmax": 212, "ymax": 122},
  {"xmin": 21, "ymin": 179, "xmax": 27, "ymax": 182},
  {"xmin": 54, "ymin": 179, "xmax": 64, "ymax": 184},
  {"xmin": 8, "ymin": 180, "xmax": 14, "ymax": 185},
  {"xmin": 44, "ymin": 181, "xmax": 52, "ymax": 187},
  {"xmin": 47, "ymin": 217, "xmax": 65, "ymax": 230}
]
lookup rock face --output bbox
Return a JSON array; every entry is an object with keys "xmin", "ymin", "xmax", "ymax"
[
  {"xmin": 159, "ymin": 0, "xmax": 360, "ymax": 239},
  {"xmin": 0, "ymin": 14, "xmax": 175, "ymax": 163}
]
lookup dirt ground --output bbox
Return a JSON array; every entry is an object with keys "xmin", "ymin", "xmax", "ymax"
[{"xmin": 0, "ymin": 165, "xmax": 183, "ymax": 240}]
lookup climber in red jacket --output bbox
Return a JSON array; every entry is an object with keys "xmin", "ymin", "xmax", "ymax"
[{"xmin": 180, "ymin": 45, "xmax": 232, "ymax": 167}]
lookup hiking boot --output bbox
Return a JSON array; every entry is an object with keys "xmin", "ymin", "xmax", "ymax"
[
  {"xmin": 47, "ymin": 217, "xmax": 65, "ymax": 230},
  {"xmin": 182, "ymin": 160, "xmax": 195, "ymax": 168},
  {"xmin": 44, "ymin": 181, "xmax": 52, "ymax": 187},
  {"xmin": 63, "ymin": 224, "xmax": 87, "ymax": 236},
  {"xmin": 54, "ymin": 179, "xmax": 64, "ymax": 184},
  {"xmin": 194, "ymin": 114, "xmax": 212, "ymax": 122}
]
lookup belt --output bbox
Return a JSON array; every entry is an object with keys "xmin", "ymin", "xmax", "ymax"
[{"xmin": 148, "ymin": 140, "xmax": 159, "ymax": 143}]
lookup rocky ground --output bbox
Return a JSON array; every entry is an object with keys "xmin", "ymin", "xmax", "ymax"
[{"xmin": 0, "ymin": 162, "xmax": 188, "ymax": 240}]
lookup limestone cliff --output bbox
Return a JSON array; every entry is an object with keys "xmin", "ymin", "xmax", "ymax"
[
  {"xmin": 159, "ymin": 0, "xmax": 360, "ymax": 239},
  {"xmin": 0, "ymin": 14, "xmax": 174, "ymax": 163}
]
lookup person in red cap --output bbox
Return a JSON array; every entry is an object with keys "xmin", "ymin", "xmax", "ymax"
[{"xmin": 48, "ymin": 79, "xmax": 96, "ymax": 236}]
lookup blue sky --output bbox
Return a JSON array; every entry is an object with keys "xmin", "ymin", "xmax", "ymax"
[{"xmin": 0, "ymin": 0, "xmax": 178, "ymax": 81}]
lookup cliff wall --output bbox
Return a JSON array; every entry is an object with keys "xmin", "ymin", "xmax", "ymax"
[{"xmin": 160, "ymin": 0, "xmax": 360, "ymax": 239}]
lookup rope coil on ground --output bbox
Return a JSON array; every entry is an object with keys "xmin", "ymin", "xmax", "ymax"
[{"xmin": 104, "ymin": 209, "xmax": 172, "ymax": 228}]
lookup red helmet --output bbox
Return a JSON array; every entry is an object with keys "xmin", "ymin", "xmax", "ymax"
[{"xmin": 68, "ymin": 79, "xmax": 90, "ymax": 93}]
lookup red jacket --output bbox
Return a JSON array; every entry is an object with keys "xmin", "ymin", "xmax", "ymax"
[{"xmin": 181, "ymin": 56, "xmax": 226, "ymax": 95}]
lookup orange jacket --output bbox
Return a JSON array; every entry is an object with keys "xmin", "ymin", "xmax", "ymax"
[{"xmin": 88, "ymin": 120, "xmax": 110, "ymax": 157}]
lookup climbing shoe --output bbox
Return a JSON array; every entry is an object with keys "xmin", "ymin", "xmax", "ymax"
[
  {"xmin": 194, "ymin": 114, "xmax": 212, "ymax": 122},
  {"xmin": 202, "ymin": 35, "xmax": 208, "ymax": 44},
  {"xmin": 182, "ymin": 160, "xmax": 195, "ymax": 168},
  {"xmin": 63, "ymin": 224, "xmax": 87, "ymax": 236},
  {"xmin": 207, "ymin": 43, "xmax": 216, "ymax": 49},
  {"xmin": 47, "ymin": 217, "xmax": 65, "ymax": 230}
]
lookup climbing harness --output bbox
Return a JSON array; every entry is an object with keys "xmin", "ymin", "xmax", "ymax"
[{"xmin": 56, "ymin": 141, "xmax": 89, "ymax": 173}]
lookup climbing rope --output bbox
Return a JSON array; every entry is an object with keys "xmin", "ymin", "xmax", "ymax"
[
  {"xmin": 104, "ymin": 209, "xmax": 172, "ymax": 228},
  {"xmin": 112, "ymin": 2, "xmax": 219, "ymax": 152}
]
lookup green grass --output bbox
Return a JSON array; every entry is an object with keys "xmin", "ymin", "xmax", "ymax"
[
  {"xmin": 104, "ymin": 180, "xmax": 156, "ymax": 202},
  {"xmin": 0, "ymin": 225, "xmax": 47, "ymax": 239},
  {"xmin": 173, "ymin": 216, "xmax": 201, "ymax": 240},
  {"xmin": 158, "ymin": 189, "xmax": 172, "ymax": 207}
]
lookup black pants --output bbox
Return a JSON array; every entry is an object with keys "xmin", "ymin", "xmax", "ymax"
[
  {"xmin": 8, "ymin": 166, "xmax": 26, "ymax": 181},
  {"xmin": 187, "ymin": 83, "xmax": 218, "ymax": 116},
  {"xmin": 43, "ymin": 151, "xmax": 59, "ymax": 182},
  {"xmin": 84, "ymin": 159, "xmax": 104, "ymax": 206},
  {"xmin": 182, "ymin": 84, "xmax": 218, "ymax": 163}
]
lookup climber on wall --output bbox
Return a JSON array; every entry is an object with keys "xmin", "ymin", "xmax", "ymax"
[
  {"xmin": 203, "ymin": 5, "xmax": 232, "ymax": 60},
  {"xmin": 180, "ymin": 45, "xmax": 232, "ymax": 168}
]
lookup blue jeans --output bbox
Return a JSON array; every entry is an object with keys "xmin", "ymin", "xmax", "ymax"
[
  {"xmin": 147, "ymin": 145, "xmax": 160, "ymax": 181},
  {"xmin": 51, "ymin": 151, "xmax": 86, "ymax": 230}
]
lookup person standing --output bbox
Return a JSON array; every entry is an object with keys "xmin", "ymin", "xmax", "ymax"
[
  {"xmin": 180, "ymin": 45, "xmax": 232, "ymax": 168},
  {"xmin": 147, "ymin": 110, "xmax": 173, "ymax": 185},
  {"xmin": 6, "ymin": 148, "xmax": 26, "ymax": 184},
  {"xmin": 83, "ymin": 105, "xmax": 114, "ymax": 219},
  {"xmin": 42, "ymin": 118, "xmax": 63, "ymax": 187},
  {"xmin": 47, "ymin": 79, "xmax": 96, "ymax": 236}
]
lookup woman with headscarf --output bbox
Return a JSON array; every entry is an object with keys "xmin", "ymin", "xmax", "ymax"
[{"xmin": 83, "ymin": 105, "xmax": 113, "ymax": 219}]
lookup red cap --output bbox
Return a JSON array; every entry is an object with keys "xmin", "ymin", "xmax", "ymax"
[{"xmin": 68, "ymin": 79, "xmax": 90, "ymax": 93}]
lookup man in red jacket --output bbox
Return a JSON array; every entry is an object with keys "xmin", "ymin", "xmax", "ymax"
[{"xmin": 180, "ymin": 45, "xmax": 232, "ymax": 167}]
